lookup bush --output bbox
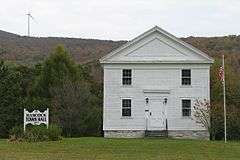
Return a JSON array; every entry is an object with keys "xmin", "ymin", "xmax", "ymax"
[
  {"xmin": 24, "ymin": 125, "xmax": 49, "ymax": 142},
  {"xmin": 9, "ymin": 124, "xmax": 62, "ymax": 142},
  {"xmin": 9, "ymin": 126, "xmax": 24, "ymax": 142},
  {"xmin": 47, "ymin": 124, "xmax": 62, "ymax": 141}
]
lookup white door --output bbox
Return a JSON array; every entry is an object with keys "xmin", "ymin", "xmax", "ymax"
[{"xmin": 146, "ymin": 98, "xmax": 166, "ymax": 130}]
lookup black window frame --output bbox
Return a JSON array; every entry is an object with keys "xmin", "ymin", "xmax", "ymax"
[
  {"xmin": 182, "ymin": 99, "xmax": 191, "ymax": 117},
  {"xmin": 181, "ymin": 69, "xmax": 191, "ymax": 85},
  {"xmin": 122, "ymin": 69, "xmax": 132, "ymax": 85},
  {"xmin": 122, "ymin": 99, "xmax": 131, "ymax": 117}
]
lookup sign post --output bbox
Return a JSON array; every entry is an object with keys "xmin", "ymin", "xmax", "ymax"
[{"xmin": 24, "ymin": 108, "xmax": 49, "ymax": 132}]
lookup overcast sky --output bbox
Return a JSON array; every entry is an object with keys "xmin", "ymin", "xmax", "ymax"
[{"xmin": 0, "ymin": 0, "xmax": 240, "ymax": 40}]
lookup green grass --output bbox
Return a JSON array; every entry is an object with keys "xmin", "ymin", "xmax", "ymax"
[{"xmin": 0, "ymin": 138, "xmax": 239, "ymax": 160}]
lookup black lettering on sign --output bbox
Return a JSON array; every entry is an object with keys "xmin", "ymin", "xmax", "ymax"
[
  {"xmin": 38, "ymin": 117, "xmax": 46, "ymax": 122},
  {"xmin": 26, "ymin": 115, "xmax": 46, "ymax": 122}
]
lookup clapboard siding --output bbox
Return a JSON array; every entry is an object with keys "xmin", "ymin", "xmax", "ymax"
[
  {"xmin": 101, "ymin": 26, "xmax": 213, "ymax": 138},
  {"xmin": 103, "ymin": 63, "xmax": 210, "ymax": 131}
]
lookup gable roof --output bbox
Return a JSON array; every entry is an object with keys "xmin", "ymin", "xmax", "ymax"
[{"xmin": 100, "ymin": 26, "xmax": 214, "ymax": 64}]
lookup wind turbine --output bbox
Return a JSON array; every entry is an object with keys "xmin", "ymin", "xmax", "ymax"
[{"xmin": 26, "ymin": 11, "xmax": 34, "ymax": 37}]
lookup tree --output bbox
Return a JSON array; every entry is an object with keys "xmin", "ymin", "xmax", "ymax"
[
  {"xmin": 31, "ymin": 46, "xmax": 103, "ymax": 137},
  {"xmin": 210, "ymin": 58, "xmax": 240, "ymax": 140},
  {"xmin": 192, "ymin": 99, "xmax": 211, "ymax": 135},
  {"xmin": 50, "ymin": 79, "xmax": 102, "ymax": 137},
  {"xmin": 0, "ymin": 61, "xmax": 23, "ymax": 137},
  {"xmin": 32, "ymin": 45, "xmax": 78, "ymax": 97},
  {"xmin": 210, "ymin": 58, "xmax": 240, "ymax": 106}
]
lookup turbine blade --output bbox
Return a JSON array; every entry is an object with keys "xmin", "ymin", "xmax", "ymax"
[{"xmin": 29, "ymin": 14, "xmax": 34, "ymax": 20}]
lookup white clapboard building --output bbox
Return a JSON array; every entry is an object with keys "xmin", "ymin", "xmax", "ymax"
[{"xmin": 100, "ymin": 26, "xmax": 214, "ymax": 139}]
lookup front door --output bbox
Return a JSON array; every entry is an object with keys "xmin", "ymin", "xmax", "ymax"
[{"xmin": 146, "ymin": 98, "xmax": 166, "ymax": 130}]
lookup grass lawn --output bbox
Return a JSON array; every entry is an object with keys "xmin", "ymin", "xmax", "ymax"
[{"xmin": 0, "ymin": 138, "xmax": 239, "ymax": 160}]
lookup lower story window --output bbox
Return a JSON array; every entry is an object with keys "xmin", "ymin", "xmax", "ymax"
[
  {"xmin": 122, "ymin": 99, "xmax": 131, "ymax": 117},
  {"xmin": 182, "ymin": 99, "xmax": 191, "ymax": 117}
]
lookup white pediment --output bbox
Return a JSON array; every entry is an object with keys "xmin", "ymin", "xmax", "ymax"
[
  {"xmin": 100, "ymin": 26, "xmax": 214, "ymax": 64},
  {"xmin": 126, "ymin": 38, "xmax": 186, "ymax": 58}
]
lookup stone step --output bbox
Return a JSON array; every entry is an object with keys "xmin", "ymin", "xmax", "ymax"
[{"xmin": 145, "ymin": 130, "xmax": 168, "ymax": 137}]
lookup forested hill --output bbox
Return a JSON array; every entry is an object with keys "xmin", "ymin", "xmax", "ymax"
[
  {"xmin": 0, "ymin": 30, "xmax": 240, "ymax": 72},
  {"xmin": 0, "ymin": 30, "xmax": 125, "ymax": 65}
]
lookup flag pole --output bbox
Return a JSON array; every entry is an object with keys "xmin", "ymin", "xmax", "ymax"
[{"xmin": 222, "ymin": 54, "xmax": 227, "ymax": 143}]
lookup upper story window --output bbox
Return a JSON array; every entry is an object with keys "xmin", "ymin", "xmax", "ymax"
[
  {"xmin": 122, "ymin": 69, "xmax": 132, "ymax": 85},
  {"xmin": 182, "ymin": 69, "xmax": 191, "ymax": 85},
  {"xmin": 122, "ymin": 99, "xmax": 131, "ymax": 117},
  {"xmin": 182, "ymin": 99, "xmax": 191, "ymax": 117}
]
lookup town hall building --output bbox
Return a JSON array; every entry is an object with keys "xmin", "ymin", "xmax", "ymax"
[{"xmin": 100, "ymin": 26, "xmax": 214, "ymax": 139}]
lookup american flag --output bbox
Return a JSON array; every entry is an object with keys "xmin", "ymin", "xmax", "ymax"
[{"xmin": 219, "ymin": 66, "xmax": 224, "ymax": 82}]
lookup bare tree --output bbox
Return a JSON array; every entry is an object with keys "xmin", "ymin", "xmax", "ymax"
[
  {"xmin": 50, "ymin": 79, "xmax": 89, "ymax": 136},
  {"xmin": 50, "ymin": 79, "xmax": 102, "ymax": 137},
  {"xmin": 192, "ymin": 99, "xmax": 211, "ymax": 134}
]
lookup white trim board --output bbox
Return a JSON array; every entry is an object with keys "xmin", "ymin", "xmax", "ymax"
[{"xmin": 100, "ymin": 26, "xmax": 214, "ymax": 64}]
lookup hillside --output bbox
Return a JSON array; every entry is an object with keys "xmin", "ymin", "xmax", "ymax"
[
  {"xmin": 183, "ymin": 36, "xmax": 240, "ymax": 70},
  {"xmin": 0, "ymin": 30, "xmax": 125, "ymax": 65},
  {"xmin": 0, "ymin": 30, "xmax": 240, "ymax": 77}
]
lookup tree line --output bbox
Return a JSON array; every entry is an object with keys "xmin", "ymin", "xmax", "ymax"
[
  {"xmin": 0, "ymin": 45, "xmax": 102, "ymax": 138},
  {"xmin": 0, "ymin": 45, "xmax": 239, "ymax": 140}
]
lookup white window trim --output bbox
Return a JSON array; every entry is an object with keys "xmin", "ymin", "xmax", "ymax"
[
  {"xmin": 122, "ymin": 69, "xmax": 132, "ymax": 86},
  {"xmin": 121, "ymin": 97, "xmax": 132, "ymax": 118},
  {"xmin": 181, "ymin": 98, "xmax": 192, "ymax": 118},
  {"xmin": 181, "ymin": 69, "xmax": 191, "ymax": 86}
]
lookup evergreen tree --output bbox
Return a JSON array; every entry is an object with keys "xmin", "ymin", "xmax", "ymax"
[
  {"xmin": 32, "ymin": 45, "xmax": 78, "ymax": 97},
  {"xmin": 0, "ymin": 61, "xmax": 23, "ymax": 137}
]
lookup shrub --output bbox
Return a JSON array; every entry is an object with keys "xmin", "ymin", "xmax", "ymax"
[
  {"xmin": 47, "ymin": 124, "xmax": 62, "ymax": 141},
  {"xmin": 9, "ymin": 124, "xmax": 62, "ymax": 142},
  {"xmin": 24, "ymin": 125, "xmax": 49, "ymax": 142},
  {"xmin": 9, "ymin": 126, "xmax": 24, "ymax": 142}
]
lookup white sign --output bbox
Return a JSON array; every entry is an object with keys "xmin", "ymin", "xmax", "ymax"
[{"xmin": 24, "ymin": 108, "xmax": 49, "ymax": 132}]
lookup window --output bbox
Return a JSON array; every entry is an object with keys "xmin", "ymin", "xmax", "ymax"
[
  {"xmin": 182, "ymin": 69, "xmax": 191, "ymax": 85},
  {"xmin": 182, "ymin": 100, "xmax": 191, "ymax": 117},
  {"xmin": 122, "ymin": 69, "xmax": 132, "ymax": 85},
  {"xmin": 122, "ymin": 99, "xmax": 131, "ymax": 117}
]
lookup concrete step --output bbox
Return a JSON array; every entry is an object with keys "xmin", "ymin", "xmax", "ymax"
[{"xmin": 145, "ymin": 130, "xmax": 168, "ymax": 137}]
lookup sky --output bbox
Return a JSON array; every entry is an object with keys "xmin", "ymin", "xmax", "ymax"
[{"xmin": 0, "ymin": 0, "xmax": 240, "ymax": 40}]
